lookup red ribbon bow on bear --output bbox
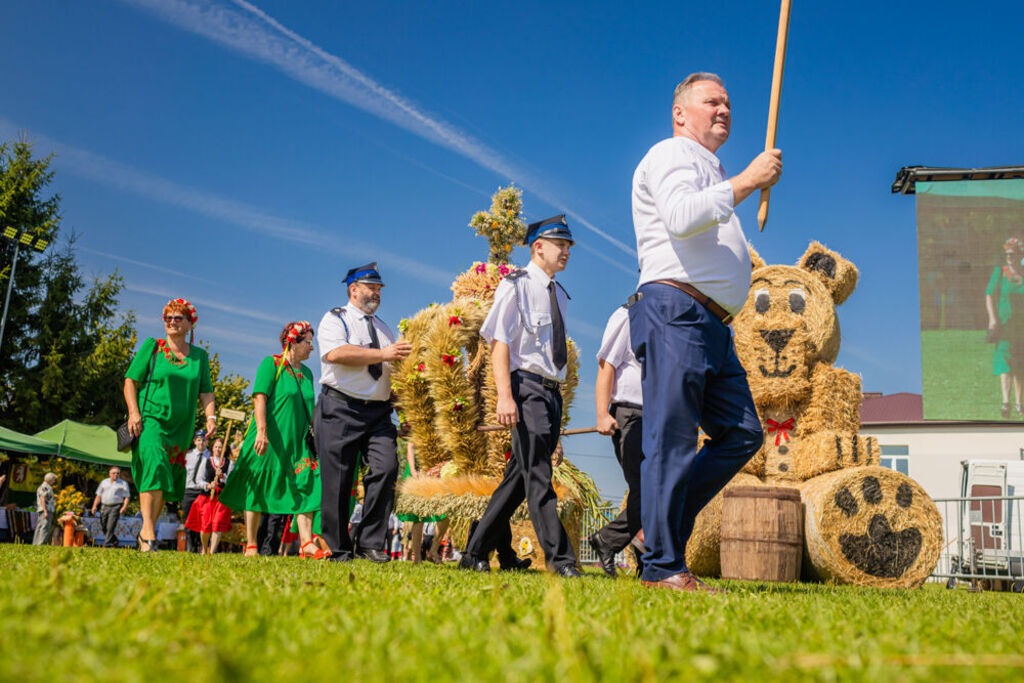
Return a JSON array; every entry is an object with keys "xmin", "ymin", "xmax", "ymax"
[{"xmin": 765, "ymin": 418, "xmax": 795, "ymax": 446}]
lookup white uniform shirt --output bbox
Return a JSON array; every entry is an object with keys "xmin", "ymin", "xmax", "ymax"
[
  {"xmin": 480, "ymin": 260, "xmax": 569, "ymax": 383},
  {"xmin": 317, "ymin": 300, "xmax": 396, "ymax": 401},
  {"xmin": 184, "ymin": 448, "xmax": 210, "ymax": 490},
  {"xmin": 95, "ymin": 478, "xmax": 130, "ymax": 506},
  {"xmin": 632, "ymin": 136, "xmax": 752, "ymax": 314},
  {"xmin": 597, "ymin": 306, "xmax": 642, "ymax": 407}
]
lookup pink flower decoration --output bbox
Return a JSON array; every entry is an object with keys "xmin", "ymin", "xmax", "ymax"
[
  {"xmin": 498, "ymin": 264, "xmax": 510, "ymax": 276},
  {"xmin": 474, "ymin": 263, "xmax": 487, "ymax": 274}
]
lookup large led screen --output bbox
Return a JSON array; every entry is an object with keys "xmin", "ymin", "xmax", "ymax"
[{"xmin": 918, "ymin": 179, "xmax": 1024, "ymax": 420}]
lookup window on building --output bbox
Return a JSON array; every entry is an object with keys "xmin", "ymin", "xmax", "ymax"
[{"xmin": 880, "ymin": 445, "xmax": 909, "ymax": 475}]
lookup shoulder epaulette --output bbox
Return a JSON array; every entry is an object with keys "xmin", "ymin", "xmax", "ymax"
[
  {"xmin": 330, "ymin": 307, "xmax": 350, "ymax": 336},
  {"xmin": 331, "ymin": 306, "xmax": 346, "ymax": 314},
  {"xmin": 505, "ymin": 269, "xmax": 527, "ymax": 281}
]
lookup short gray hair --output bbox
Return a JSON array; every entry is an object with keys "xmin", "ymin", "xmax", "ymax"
[
  {"xmin": 43, "ymin": 472, "xmax": 58, "ymax": 484},
  {"xmin": 673, "ymin": 72, "xmax": 725, "ymax": 105}
]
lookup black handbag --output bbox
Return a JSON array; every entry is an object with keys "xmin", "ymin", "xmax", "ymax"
[{"xmin": 117, "ymin": 343, "xmax": 159, "ymax": 452}]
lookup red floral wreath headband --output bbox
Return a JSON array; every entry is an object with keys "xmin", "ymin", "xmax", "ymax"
[
  {"xmin": 283, "ymin": 321, "xmax": 313, "ymax": 348},
  {"xmin": 164, "ymin": 298, "xmax": 198, "ymax": 324}
]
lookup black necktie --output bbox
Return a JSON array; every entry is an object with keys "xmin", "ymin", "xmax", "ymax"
[
  {"xmin": 365, "ymin": 315, "xmax": 383, "ymax": 380},
  {"xmin": 548, "ymin": 282, "xmax": 567, "ymax": 370}
]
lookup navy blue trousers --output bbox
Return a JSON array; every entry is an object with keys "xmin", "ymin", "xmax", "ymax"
[{"xmin": 629, "ymin": 283, "xmax": 763, "ymax": 581}]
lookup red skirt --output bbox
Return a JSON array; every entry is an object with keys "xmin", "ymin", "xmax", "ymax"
[{"xmin": 185, "ymin": 494, "xmax": 232, "ymax": 533}]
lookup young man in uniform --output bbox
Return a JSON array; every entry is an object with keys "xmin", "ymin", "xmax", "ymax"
[
  {"xmin": 462, "ymin": 215, "xmax": 581, "ymax": 577},
  {"xmin": 587, "ymin": 304, "xmax": 645, "ymax": 577},
  {"xmin": 316, "ymin": 263, "xmax": 411, "ymax": 563}
]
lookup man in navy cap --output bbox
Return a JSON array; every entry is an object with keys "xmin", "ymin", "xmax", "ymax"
[
  {"xmin": 461, "ymin": 215, "xmax": 581, "ymax": 577},
  {"xmin": 629, "ymin": 73, "xmax": 780, "ymax": 592},
  {"xmin": 316, "ymin": 262, "xmax": 411, "ymax": 562}
]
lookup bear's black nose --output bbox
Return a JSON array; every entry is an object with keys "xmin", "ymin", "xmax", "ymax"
[{"xmin": 759, "ymin": 329, "xmax": 794, "ymax": 354}]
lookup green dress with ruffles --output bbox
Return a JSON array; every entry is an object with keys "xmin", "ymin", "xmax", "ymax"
[
  {"xmin": 125, "ymin": 338, "xmax": 213, "ymax": 502},
  {"xmin": 220, "ymin": 355, "xmax": 320, "ymax": 514}
]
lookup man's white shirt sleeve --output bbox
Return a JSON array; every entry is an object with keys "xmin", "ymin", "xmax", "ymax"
[
  {"xmin": 648, "ymin": 141, "xmax": 735, "ymax": 239},
  {"xmin": 480, "ymin": 279, "xmax": 519, "ymax": 345}
]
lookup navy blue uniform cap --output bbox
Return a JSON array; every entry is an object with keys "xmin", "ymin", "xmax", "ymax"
[
  {"xmin": 524, "ymin": 214, "xmax": 574, "ymax": 246},
  {"xmin": 344, "ymin": 262, "xmax": 386, "ymax": 286}
]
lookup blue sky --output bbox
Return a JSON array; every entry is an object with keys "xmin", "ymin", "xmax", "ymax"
[{"xmin": 3, "ymin": 0, "xmax": 1024, "ymax": 501}]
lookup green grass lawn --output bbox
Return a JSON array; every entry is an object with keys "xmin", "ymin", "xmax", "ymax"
[
  {"xmin": 921, "ymin": 329, "xmax": 1013, "ymax": 420},
  {"xmin": 1, "ymin": 545, "xmax": 1021, "ymax": 682}
]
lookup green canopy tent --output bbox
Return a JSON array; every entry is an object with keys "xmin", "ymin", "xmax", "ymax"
[
  {"xmin": 0, "ymin": 424, "xmax": 59, "ymax": 456},
  {"xmin": 34, "ymin": 420, "xmax": 130, "ymax": 467}
]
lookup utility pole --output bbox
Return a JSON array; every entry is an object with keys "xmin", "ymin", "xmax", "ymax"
[{"xmin": 0, "ymin": 227, "xmax": 50, "ymax": 354}]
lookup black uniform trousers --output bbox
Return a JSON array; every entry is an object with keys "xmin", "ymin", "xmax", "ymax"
[
  {"xmin": 99, "ymin": 504, "xmax": 122, "ymax": 547},
  {"xmin": 593, "ymin": 403, "xmax": 644, "ymax": 551},
  {"xmin": 316, "ymin": 387, "xmax": 398, "ymax": 559},
  {"xmin": 257, "ymin": 513, "xmax": 289, "ymax": 556},
  {"xmin": 181, "ymin": 488, "xmax": 204, "ymax": 552},
  {"xmin": 466, "ymin": 371, "xmax": 576, "ymax": 569}
]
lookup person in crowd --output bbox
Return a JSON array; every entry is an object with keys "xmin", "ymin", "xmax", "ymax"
[
  {"xmin": 985, "ymin": 237, "xmax": 1024, "ymax": 418},
  {"xmin": 220, "ymin": 321, "xmax": 326, "ymax": 559},
  {"xmin": 388, "ymin": 513, "xmax": 402, "ymax": 560},
  {"xmin": 185, "ymin": 438, "xmax": 233, "ymax": 554},
  {"xmin": 315, "ymin": 263, "xmax": 409, "ymax": 563},
  {"xmin": 587, "ymin": 305, "xmax": 645, "ymax": 577},
  {"xmin": 257, "ymin": 512, "xmax": 289, "ymax": 556},
  {"xmin": 628, "ymin": 72, "xmax": 779, "ymax": 592},
  {"xmin": 182, "ymin": 431, "xmax": 210, "ymax": 553},
  {"xmin": 91, "ymin": 467, "xmax": 131, "ymax": 548},
  {"xmin": 461, "ymin": 215, "xmax": 580, "ymax": 577},
  {"xmin": 397, "ymin": 438, "xmax": 449, "ymax": 564},
  {"xmin": 32, "ymin": 472, "xmax": 58, "ymax": 546},
  {"xmin": 124, "ymin": 298, "xmax": 215, "ymax": 552}
]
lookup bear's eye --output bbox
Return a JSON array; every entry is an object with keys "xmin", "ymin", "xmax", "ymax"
[
  {"xmin": 789, "ymin": 289, "xmax": 806, "ymax": 314},
  {"xmin": 754, "ymin": 288, "xmax": 770, "ymax": 314}
]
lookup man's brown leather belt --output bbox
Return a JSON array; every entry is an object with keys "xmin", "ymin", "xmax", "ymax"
[{"xmin": 651, "ymin": 279, "xmax": 734, "ymax": 325}]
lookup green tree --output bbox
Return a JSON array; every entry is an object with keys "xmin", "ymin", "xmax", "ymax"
[
  {"xmin": 1, "ymin": 138, "xmax": 137, "ymax": 431},
  {"xmin": 0, "ymin": 138, "xmax": 61, "ymax": 399}
]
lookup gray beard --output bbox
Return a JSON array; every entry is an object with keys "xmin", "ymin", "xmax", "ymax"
[{"xmin": 358, "ymin": 297, "xmax": 380, "ymax": 315}]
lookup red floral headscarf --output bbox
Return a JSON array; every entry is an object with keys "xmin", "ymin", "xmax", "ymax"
[
  {"xmin": 281, "ymin": 321, "xmax": 313, "ymax": 349},
  {"xmin": 1004, "ymin": 237, "xmax": 1024, "ymax": 254}
]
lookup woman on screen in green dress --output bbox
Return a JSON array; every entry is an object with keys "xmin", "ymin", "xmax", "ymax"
[
  {"xmin": 123, "ymin": 298, "xmax": 216, "ymax": 552},
  {"xmin": 220, "ymin": 321, "xmax": 327, "ymax": 559},
  {"xmin": 985, "ymin": 237, "xmax": 1024, "ymax": 419}
]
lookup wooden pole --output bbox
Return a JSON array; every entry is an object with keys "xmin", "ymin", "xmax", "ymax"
[
  {"xmin": 757, "ymin": 0, "xmax": 792, "ymax": 232},
  {"xmin": 476, "ymin": 424, "xmax": 598, "ymax": 436}
]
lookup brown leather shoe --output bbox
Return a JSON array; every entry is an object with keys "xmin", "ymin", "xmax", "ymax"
[{"xmin": 642, "ymin": 571, "xmax": 727, "ymax": 594}]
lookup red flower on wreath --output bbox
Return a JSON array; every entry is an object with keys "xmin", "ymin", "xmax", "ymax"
[
  {"xmin": 474, "ymin": 263, "xmax": 488, "ymax": 274},
  {"xmin": 503, "ymin": 449, "xmax": 512, "ymax": 461},
  {"xmin": 442, "ymin": 354, "xmax": 456, "ymax": 366},
  {"xmin": 451, "ymin": 397, "xmax": 467, "ymax": 412},
  {"xmin": 449, "ymin": 315, "xmax": 462, "ymax": 327},
  {"xmin": 417, "ymin": 362, "xmax": 426, "ymax": 372},
  {"xmin": 498, "ymin": 264, "xmax": 510, "ymax": 277}
]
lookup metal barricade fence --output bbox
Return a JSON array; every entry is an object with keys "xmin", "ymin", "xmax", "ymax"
[
  {"xmin": 578, "ymin": 504, "xmax": 629, "ymax": 566},
  {"xmin": 931, "ymin": 495, "xmax": 1024, "ymax": 590}
]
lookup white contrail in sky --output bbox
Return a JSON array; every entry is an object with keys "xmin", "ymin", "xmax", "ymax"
[
  {"xmin": 125, "ymin": 281, "xmax": 282, "ymax": 324},
  {"xmin": 0, "ymin": 120, "xmax": 453, "ymax": 288},
  {"xmin": 118, "ymin": 0, "xmax": 638, "ymax": 266}
]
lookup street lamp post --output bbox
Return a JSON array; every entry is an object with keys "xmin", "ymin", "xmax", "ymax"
[{"xmin": 0, "ymin": 226, "xmax": 49, "ymax": 354}]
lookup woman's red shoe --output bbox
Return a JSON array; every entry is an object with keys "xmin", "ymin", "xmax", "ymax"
[
  {"xmin": 243, "ymin": 544, "xmax": 259, "ymax": 557},
  {"xmin": 300, "ymin": 541, "xmax": 329, "ymax": 560}
]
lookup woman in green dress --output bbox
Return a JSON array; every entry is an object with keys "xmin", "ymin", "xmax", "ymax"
[
  {"xmin": 220, "ymin": 321, "xmax": 325, "ymax": 559},
  {"xmin": 986, "ymin": 238, "xmax": 1024, "ymax": 418},
  {"xmin": 123, "ymin": 298, "xmax": 216, "ymax": 552}
]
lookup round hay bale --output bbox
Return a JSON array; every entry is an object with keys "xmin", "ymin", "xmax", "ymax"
[
  {"xmin": 801, "ymin": 466, "xmax": 942, "ymax": 588},
  {"xmin": 623, "ymin": 472, "xmax": 762, "ymax": 577}
]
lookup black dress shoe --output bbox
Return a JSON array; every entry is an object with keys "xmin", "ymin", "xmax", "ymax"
[
  {"xmin": 329, "ymin": 553, "xmax": 353, "ymax": 563},
  {"xmin": 588, "ymin": 533, "xmax": 618, "ymax": 578},
  {"xmin": 458, "ymin": 554, "xmax": 490, "ymax": 573},
  {"xmin": 498, "ymin": 556, "xmax": 532, "ymax": 572},
  {"xmin": 554, "ymin": 564, "xmax": 583, "ymax": 578},
  {"xmin": 356, "ymin": 548, "xmax": 391, "ymax": 563}
]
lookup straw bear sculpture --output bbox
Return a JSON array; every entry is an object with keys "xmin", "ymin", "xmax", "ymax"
[{"xmin": 684, "ymin": 242, "xmax": 942, "ymax": 588}]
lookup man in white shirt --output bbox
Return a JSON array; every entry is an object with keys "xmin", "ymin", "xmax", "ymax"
[
  {"xmin": 461, "ymin": 215, "xmax": 580, "ymax": 578},
  {"xmin": 182, "ymin": 431, "xmax": 210, "ymax": 553},
  {"xmin": 587, "ymin": 305, "xmax": 645, "ymax": 577},
  {"xmin": 316, "ymin": 262, "xmax": 410, "ymax": 563},
  {"xmin": 91, "ymin": 467, "xmax": 131, "ymax": 547},
  {"xmin": 629, "ymin": 73, "xmax": 780, "ymax": 592}
]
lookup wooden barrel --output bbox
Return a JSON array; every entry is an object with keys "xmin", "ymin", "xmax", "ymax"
[{"xmin": 720, "ymin": 486, "xmax": 803, "ymax": 582}]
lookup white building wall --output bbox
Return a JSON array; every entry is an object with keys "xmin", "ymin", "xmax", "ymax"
[{"xmin": 860, "ymin": 425, "xmax": 1024, "ymax": 500}]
